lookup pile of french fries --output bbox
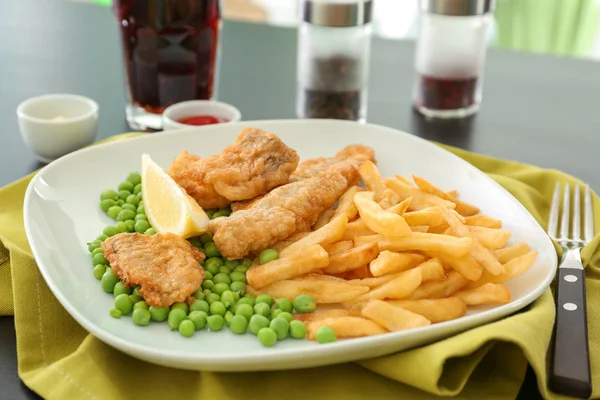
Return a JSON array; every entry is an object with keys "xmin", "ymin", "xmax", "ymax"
[{"xmin": 246, "ymin": 161, "xmax": 538, "ymax": 341}]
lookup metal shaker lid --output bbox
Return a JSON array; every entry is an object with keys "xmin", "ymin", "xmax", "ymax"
[
  {"xmin": 301, "ymin": 0, "xmax": 373, "ymax": 27},
  {"xmin": 421, "ymin": 0, "xmax": 494, "ymax": 16}
]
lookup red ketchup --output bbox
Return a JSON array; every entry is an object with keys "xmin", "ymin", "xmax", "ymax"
[{"xmin": 177, "ymin": 115, "xmax": 228, "ymax": 126}]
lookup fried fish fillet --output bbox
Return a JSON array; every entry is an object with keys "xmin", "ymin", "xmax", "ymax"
[
  {"xmin": 209, "ymin": 173, "xmax": 348, "ymax": 259},
  {"xmin": 102, "ymin": 233, "xmax": 205, "ymax": 307},
  {"xmin": 167, "ymin": 128, "xmax": 300, "ymax": 208}
]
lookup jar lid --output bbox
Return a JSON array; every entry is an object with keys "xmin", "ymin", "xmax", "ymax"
[
  {"xmin": 301, "ymin": 0, "xmax": 373, "ymax": 27},
  {"xmin": 421, "ymin": 0, "xmax": 494, "ymax": 16}
]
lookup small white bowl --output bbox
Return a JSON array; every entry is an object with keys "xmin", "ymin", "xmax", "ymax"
[
  {"xmin": 162, "ymin": 100, "xmax": 241, "ymax": 131},
  {"xmin": 17, "ymin": 94, "xmax": 99, "ymax": 163}
]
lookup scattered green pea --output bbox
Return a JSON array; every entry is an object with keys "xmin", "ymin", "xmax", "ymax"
[
  {"xmin": 293, "ymin": 294, "xmax": 316, "ymax": 313},
  {"xmin": 242, "ymin": 258, "xmax": 253, "ymax": 267},
  {"xmin": 202, "ymin": 280, "xmax": 215, "ymax": 290},
  {"xmin": 316, "ymin": 326, "xmax": 336, "ymax": 344},
  {"xmin": 275, "ymin": 298, "xmax": 293, "ymax": 313},
  {"xmin": 91, "ymin": 247, "xmax": 104, "ymax": 257},
  {"xmin": 206, "ymin": 258, "xmax": 223, "ymax": 273},
  {"xmin": 213, "ymin": 273, "xmax": 231, "ymax": 285},
  {"xmin": 133, "ymin": 183, "xmax": 142, "ymax": 194},
  {"xmin": 277, "ymin": 312, "xmax": 294, "ymax": 323},
  {"xmin": 88, "ymin": 240, "xmax": 102, "ymax": 253},
  {"xmin": 149, "ymin": 306, "xmax": 169, "ymax": 322},
  {"xmin": 137, "ymin": 205, "xmax": 145, "ymax": 214},
  {"xmin": 218, "ymin": 266, "xmax": 231, "ymax": 275},
  {"xmin": 93, "ymin": 264, "xmax": 106, "ymax": 279},
  {"xmin": 229, "ymin": 281, "xmax": 246, "ymax": 295},
  {"xmin": 220, "ymin": 290, "xmax": 236, "ymax": 308},
  {"xmin": 100, "ymin": 199, "xmax": 117, "ymax": 213},
  {"xmin": 212, "ymin": 210, "xmax": 228, "ymax": 219},
  {"xmin": 271, "ymin": 309, "xmax": 283, "ymax": 320},
  {"xmin": 235, "ymin": 297, "xmax": 253, "ymax": 309},
  {"xmin": 107, "ymin": 206, "xmax": 122, "ymax": 219},
  {"xmin": 253, "ymin": 302, "xmax": 271, "ymax": 318},
  {"xmin": 129, "ymin": 294, "xmax": 143, "ymax": 303},
  {"xmin": 244, "ymin": 294, "xmax": 256, "ymax": 304},
  {"xmin": 289, "ymin": 320, "xmax": 307, "ymax": 339},
  {"xmin": 135, "ymin": 213, "xmax": 147, "ymax": 222},
  {"xmin": 171, "ymin": 302, "xmax": 189, "ymax": 314},
  {"xmin": 127, "ymin": 172, "xmax": 142, "ymax": 186},
  {"xmin": 190, "ymin": 299, "xmax": 209, "ymax": 313},
  {"xmin": 135, "ymin": 220, "xmax": 151, "ymax": 233},
  {"xmin": 168, "ymin": 308, "xmax": 187, "ymax": 331},
  {"xmin": 270, "ymin": 317, "xmax": 290, "ymax": 340},
  {"xmin": 132, "ymin": 308, "xmax": 151, "ymax": 326},
  {"xmin": 249, "ymin": 314, "xmax": 270, "ymax": 335},
  {"xmin": 193, "ymin": 291, "xmax": 205, "ymax": 301},
  {"xmin": 229, "ymin": 315, "xmax": 248, "ymax": 334},
  {"xmin": 178, "ymin": 319, "xmax": 195, "ymax": 337},
  {"xmin": 109, "ymin": 308, "xmax": 122, "ymax": 318},
  {"xmin": 96, "ymin": 234, "xmax": 109, "ymax": 242},
  {"xmin": 204, "ymin": 271, "xmax": 214, "ymax": 281},
  {"xmin": 103, "ymin": 226, "xmax": 118, "ymax": 237},
  {"xmin": 145, "ymin": 228, "xmax": 156, "ymax": 236},
  {"xmin": 234, "ymin": 265, "xmax": 249, "ymax": 274},
  {"xmin": 121, "ymin": 203, "xmax": 137, "ymax": 212},
  {"xmin": 224, "ymin": 259, "xmax": 239, "ymax": 269},
  {"xmin": 255, "ymin": 294, "xmax": 273, "ymax": 307},
  {"xmin": 235, "ymin": 303, "xmax": 254, "ymax": 320},
  {"xmin": 100, "ymin": 269, "xmax": 119, "ymax": 293},
  {"xmin": 117, "ymin": 209, "xmax": 136, "ymax": 222},
  {"xmin": 259, "ymin": 249, "xmax": 278, "ymax": 265},
  {"xmin": 210, "ymin": 301, "xmax": 226, "ymax": 316},
  {"xmin": 204, "ymin": 242, "xmax": 221, "ymax": 258},
  {"xmin": 257, "ymin": 327, "xmax": 277, "ymax": 347},
  {"xmin": 137, "ymin": 192, "xmax": 143, "ymax": 201},
  {"xmin": 114, "ymin": 221, "xmax": 127, "ymax": 233},
  {"xmin": 189, "ymin": 311, "xmax": 208, "ymax": 330},
  {"xmin": 206, "ymin": 293, "xmax": 221, "ymax": 305},
  {"xmin": 117, "ymin": 199, "xmax": 125, "ymax": 206},
  {"xmin": 203, "ymin": 288, "xmax": 213, "ymax": 297},
  {"xmin": 199, "ymin": 232, "xmax": 213, "ymax": 244},
  {"xmin": 229, "ymin": 271, "xmax": 246, "ymax": 283},
  {"xmin": 113, "ymin": 281, "xmax": 131, "ymax": 297},
  {"xmin": 207, "ymin": 315, "xmax": 225, "ymax": 331},
  {"xmin": 101, "ymin": 189, "xmax": 118, "ymax": 201},
  {"xmin": 118, "ymin": 181, "xmax": 134, "ymax": 192},
  {"xmin": 126, "ymin": 194, "xmax": 139, "ymax": 206},
  {"xmin": 118, "ymin": 190, "xmax": 131, "ymax": 201},
  {"xmin": 125, "ymin": 220, "xmax": 136, "ymax": 232},
  {"xmin": 134, "ymin": 301, "xmax": 148, "ymax": 311},
  {"xmin": 224, "ymin": 310, "xmax": 234, "ymax": 326}
]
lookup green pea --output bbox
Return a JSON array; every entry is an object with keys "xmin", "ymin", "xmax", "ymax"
[
  {"xmin": 135, "ymin": 213, "xmax": 147, "ymax": 222},
  {"xmin": 202, "ymin": 280, "xmax": 215, "ymax": 290},
  {"xmin": 213, "ymin": 273, "xmax": 231, "ymax": 285},
  {"xmin": 135, "ymin": 220, "xmax": 151, "ymax": 234},
  {"xmin": 127, "ymin": 172, "xmax": 142, "ymax": 186},
  {"xmin": 137, "ymin": 205, "xmax": 145, "ymax": 214},
  {"xmin": 244, "ymin": 294, "xmax": 256, "ymax": 304},
  {"xmin": 103, "ymin": 226, "xmax": 118, "ymax": 237},
  {"xmin": 277, "ymin": 312, "xmax": 294, "ymax": 323},
  {"xmin": 235, "ymin": 303, "xmax": 254, "ymax": 321},
  {"xmin": 132, "ymin": 308, "xmax": 151, "ymax": 326},
  {"xmin": 133, "ymin": 183, "xmax": 142, "ymax": 194},
  {"xmin": 289, "ymin": 320, "xmax": 307, "ymax": 339},
  {"xmin": 171, "ymin": 302, "xmax": 189, "ymax": 314},
  {"xmin": 259, "ymin": 249, "xmax": 278, "ymax": 265},
  {"xmin": 149, "ymin": 306, "xmax": 169, "ymax": 322},
  {"xmin": 257, "ymin": 327, "xmax": 277, "ymax": 347},
  {"xmin": 255, "ymin": 294, "xmax": 273, "ymax": 307},
  {"xmin": 100, "ymin": 199, "xmax": 117, "ymax": 213},
  {"xmin": 113, "ymin": 281, "xmax": 131, "ymax": 297},
  {"xmin": 87, "ymin": 239, "xmax": 101, "ymax": 253},
  {"xmin": 114, "ymin": 294, "xmax": 133, "ymax": 314},
  {"xmin": 100, "ymin": 189, "xmax": 118, "ymax": 201},
  {"xmin": 203, "ymin": 288, "xmax": 213, "ymax": 297},
  {"xmin": 229, "ymin": 314, "xmax": 248, "ymax": 334},
  {"xmin": 206, "ymin": 293, "xmax": 221, "ymax": 305},
  {"xmin": 220, "ymin": 290, "xmax": 236, "ymax": 308},
  {"xmin": 229, "ymin": 271, "xmax": 246, "ymax": 284},
  {"xmin": 235, "ymin": 297, "xmax": 253, "ymax": 309},
  {"xmin": 91, "ymin": 247, "xmax": 104, "ymax": 257},
  {"xmin": 196, "ymin": 232, "xmax": 211, "ymax": 244},
  {"xmin": 109, "ymin": 308, "xmax": 122, "ymax": 318},
  {"xmin": 204, "ymin": 242, "xmax": 221, "ymax": 258},
  {"xmin": 168, "ymin": 308, "xmax": 187, "ymax": 331},
  {"xmin": 229, "ymin": 281, "xmax": 246, "ymax": 295},
  {"xmin": 271, "ymin": 309, "xmax": 283, "ymax": 320},
  {"xmin": 224, "ymin": 259, "xmax": 239, "ymax": 269},
  {"xmin": 224, "ymin": 310, "xmax": 234, "ymax": 326},
  {"xmin": 126, "ymin": 194, "xmax": 139, "ymax": 206},
  {"xmin": 107, "ymin": 206, "xmax": 122, "ymax": 219},
  {"xmin": 253, "ymin": 302, "xmax": 271, "ymax": 318},
  {"xmin": 207, "ymin": 315, "xmax": 225, "ymax": 331},
  {"xmin": 234, "ymin": 265, "xmax": 249, "ymax": 274},
  {"xmin": 242, "ymin": 258, "xmax": 253, "ymax": 267},
  {"xmin": 117, "ymin": 199, "xmax": 125, "ymax": 206},
  {"xmin": 189, "ymin": 311, "xmax": 207, "ymax": 330},
  {"xmin": 117, "ymin": 209, "xmax": 136, "ymax": 222},
  {"xmin": 211, "ymin": 210, "xmax": 228, "ymax": 219},
  {"xmin": 134, "ymin": 301, "xmax": 148, "ymax": 311},
  {"xmin": 275, "ymin": 298, "xmax": 293, "ymax": 313},
  {"xmin": 129, "ymin": 294, "xmax": 143, "ymax": 303},
  {"xmin": 204, "ymin": 271, "xmax": 213, "ymax": 281},
  {"xmin": 100, "ymin": 270, "xmax": 119, "ymax": 293},
  {"xmin": 178, "ymin": 320, "xmax": 195, "ymax": 337},
  {"xmin": 96, "ymin": 234, "xmax": 109, "ymax": 242},
  {"xmin": 145, "ymin": 228, "xmax": 156, "ymax": 236},
  {"xmin": 209, "ymin": 301, "xmax": 226, "ymax": 316},
  {"xmin": 132, "ymin": 287, "xmax": 142, "ymax": 297},
  {"xmin": 206, "ymin": 257, "xmax": 223, "ymax": 272},
  {"xmin": 218, "ymin": 266, "xmax": 231, "ymax": 275},
  {"xmin": 212, "ymin": 283, "xmax": 229, "ymax": 295},
  {"xmin": 293, "ymin": 294, "xmax": 316, "ymax": 313},
  {"xmin": 248, "ymin": 314, "xmax": 270, "ymax": 335},
  {"xmin": 118, "ymin": 181, "xmax": 134, "ymax": 192},
  {"xmin": 93, "ymin": 264, "xmax": 106, "ymax": 279},
  {"xmin": 193, "ymin": 291, "xmax": 205, "ymax": 301},
  {"xmin": 92, "ymin": 253, "xmax": 108, "ymax": 266},
  {"xmin": 137, "ymin": 192, "xmax": 143, "ymax": 201},
  {"xmin": 270, "ymin": 317, "xmax": 289, "ymax": 340},
  {"xmin": 114, "ymin": 221, "xmax": 127, "ymax": 233},
  {"xmin": 190, "ymin": 299, "xmax": 209, "ymax": 313},
  {"xmin": 316, "ymin": 326, "xmax": 336, "ymax": 343},
  {"xmin": 122, "ymin": 203, "xmax": 137, "ymax": 212},
  {"xmin": 125, "ymin": 220, "xmax": 136, "ymax": 232},
  {"xmin": 205, "ymin": 209, "xmax": 216, "ymax": 218},
  {"xmin": 118, "ymin": 190, "xmax": 131, "ymax": 201}
]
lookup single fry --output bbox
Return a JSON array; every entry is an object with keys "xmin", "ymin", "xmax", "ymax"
[
  {"xmin": 323, "ymin": 242, "xmax": 379, "ymax": 274},
  {"xmin": 257, "ymin": 278, "xmax": 369, "ymax": 303},
  {"xmin": 348, "ymin": 268, "xmax": 422, "ymax": 305},
  {"xmin": 386, "ymin": 298, "xmax": 467, "ymax": 323},
  {"xmin": 347, "ymin": 273, "xmax": 402, "ymax": 288},
  {"xmin": 435, "ymin": 253, "xmax": 483, "ymax": 281},
  {"xmin": 412, "ymin": 175, "xmax": 480, "ymax": 216},
  {"xmin": 333, "ymin": 186, "xmax": 360, "ymax": 220},
  {"xmin": 323, "ymin": 240, "xmax": 354, "ymax": 255},
  {"xmin": 395, "ymin": 175, "xmax": 413, "ymax": 186},
  {"xmin": 468, "ymin": 250, "xmax": 538, "ymax": 289},
  {"xmin": 446, "ymin": 190, "xmax": 458, "ymax": 198},
  {"xmin": 354, "ymin": 192, "xmax": 411, "ymax": 237},
  {"xmin": 313, "ymin": 208, "xmax": 335, "ymax": 230},
  {"xmin": 272, "ymin": 232, "xmax": 311, "ymax": 253},
  {"xmin": 350, "ymin": 265, "xmax": 371, "ymax": 279},
  {"xmin": 417, "ymin": 258, "xmax": 446, "ymax": 282},
  {"xmin": 354, "ymin": 234, "xmax": 381, "ymax": 247},
  {"xmin": 296, "ymin": 273, "xmax": 345, "ymax": 282},
  {"xmin": 369, "ymin": 251, "xmax": 426, "ymax": 276},
  {"xmin": 467, "ymin": 226, "xmax": 511, "ymax": 249},
  {"xmin": 379, "ymin": 232, "xmax": 473, "ymax": 259},
  {"xmin": 281, "ymin": 215, "xmax": 348, "ymax": 257},
  {"xmin": 403, "ymin": 207, "xmax": 444, "ymax": 227},
  {"xmin": 361, "ymin": 299, "xmax": 431, "ymax": 331},
  {"xmin": 494, "ymin": 242, "xmax": 531, "ymax": 264},
  {"xmin": 294, "ymin": 309, "xmax": 350, "ymax": 322},
  {"xmin": 464, "ymin": 215, "xmax": 502, "ymax": 229},
  {"xmin": 454, "ymin": 283, "xmax": 511, "ymax": 305},
  {"xmin": 359, "ymin": 161, "xmax": 385, "ymax": 201},
  {"xmin": 385, "ymin": 178, "xmax": 456, "ymax": 211},
  {"xmin": 247, "ymin": 244, "xmax": 329, "ymax": 289},
  {"xmin": 410, "ymin": 225, "xmax": 429, "ymax": 233},
  {"xmin": 341, "ymin": 220, "xmax": 375, "ymax": 241},
  {"xmin": 307, "ymin": 317, "xmax": 387, "ymax": 340},
  {"xmin": 387, "ymin": 197, "xmax": 413, "ymax": 216},
  {"xmin": 428, "ymin": 223, "xmax": 450, "ymax": 234},
  {"xmin": 378, "ymin": 188, "xmax": 401, "ymax": 209},
  {"xmin": 410, "ymin": 271, "xmax": 469, "ymax": 300}
]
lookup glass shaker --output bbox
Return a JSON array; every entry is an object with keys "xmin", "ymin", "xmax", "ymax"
[
  {"xmin": 413, "ymin": 0, "xmax": 494, "ymax": 118},
  {"xmin": 296, "ymin": 0, "xmax": 373, "ymax": 122}
]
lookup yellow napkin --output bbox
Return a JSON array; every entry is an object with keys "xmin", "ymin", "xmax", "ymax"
[{"xmin": 1, "ymin": 134, "xmax": 599, "ymax": 400}]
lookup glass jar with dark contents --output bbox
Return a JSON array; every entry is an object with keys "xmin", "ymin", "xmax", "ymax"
[
  {"xmin": 296, "ymin": 0, "xmax": 373, "ymax": 122},
  {"xmin": 413, "ymin": 0, "xmax": 494, "ymax": 119}
]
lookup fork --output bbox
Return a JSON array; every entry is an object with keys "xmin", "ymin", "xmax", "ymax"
[{"xmin": 547, "ymin": 183, "xmax": 593, "ymax": 398}]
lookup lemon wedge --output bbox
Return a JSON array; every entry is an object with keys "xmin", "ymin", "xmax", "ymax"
[{"xmin": 141, "ymin": 153, "xmax": 209, "ymax": 238}]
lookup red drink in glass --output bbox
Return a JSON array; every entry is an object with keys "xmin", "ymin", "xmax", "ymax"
[{"xmin": 113, "ymin": 0, "xmax": 221, "ymax": 131}]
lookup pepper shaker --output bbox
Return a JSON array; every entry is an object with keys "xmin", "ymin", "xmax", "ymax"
[
  {"xmin": 413, "ymin": 0, "xmax": 495, "ymax": 118},
  {"xmin": 296, "ymin": 0, "xmax": 373, "ymax": 122}
]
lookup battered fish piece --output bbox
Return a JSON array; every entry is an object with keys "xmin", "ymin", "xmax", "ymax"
[
  {"xmin": 290, "ymin": 144, "xmax": 376, "ymax": 185},
  {"xmin": 168, "ymin": 128, "xmax": 300, "ymax": 208},
  {"xmin": 102, "ymin": 233, "xmax": 205, "ymax": 308},
  {"xmin": 209, "ymin": 173, "xmax": 348, "ymax": 259}
]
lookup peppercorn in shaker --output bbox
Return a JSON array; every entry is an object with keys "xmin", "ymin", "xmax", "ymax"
[
  {"xmin": 297, "ymin": 0, "xmax": 373, "ymax": 122},
  {"xmin": 414, "ymin": 0, "xmax": 494, "ymax": 118}
]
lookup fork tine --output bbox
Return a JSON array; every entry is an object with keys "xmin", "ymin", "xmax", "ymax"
[
  {"xmin": 548, "ymin": 182, "xmax": 560, "ymax": 237},
  {"xmin": 573, "ymin": 184, "xmax": 581, "ymax": 241},
  {"xmin": 560, "ymin": 183, "xmax": 571, "ymax": 240},
  {"xmin": 584, "ymin": 185, "xmax": 594, "ymax": 242}
]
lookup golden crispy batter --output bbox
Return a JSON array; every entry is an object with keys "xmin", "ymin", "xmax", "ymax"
[
  {"xmin": 167, "ymin": 128, "xmax": 299, "ymax": 208},
  {"xmin": 209, "ymin": 173, "xmax": 348, "ymax": 259},
  {"xmin": 102, "ymin": 233, "xmax": 205, "ymax": 307}
]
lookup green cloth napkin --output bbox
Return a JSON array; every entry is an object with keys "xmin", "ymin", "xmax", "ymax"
[{"xmin": 1, "ymin": 133, "xmax": 599, "ymax": 400}]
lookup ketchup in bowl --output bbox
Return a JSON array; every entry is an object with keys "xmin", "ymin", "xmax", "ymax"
[{"xmin": 177, "ymin": 115, "xmax": 229, "ymax": 126}]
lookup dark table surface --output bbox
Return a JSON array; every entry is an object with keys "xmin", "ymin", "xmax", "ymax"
[{"xmin": 2, "ymin": 1, "xmax": 600, "ymax": 399}]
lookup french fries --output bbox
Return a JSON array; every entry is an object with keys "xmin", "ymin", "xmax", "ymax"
[{"xmin": 248, "ymin": 162, "xmax": 537, "ymax": 343}]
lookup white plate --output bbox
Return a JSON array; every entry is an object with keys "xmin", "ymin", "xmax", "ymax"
[{"xmin": 24, "ymin": 119, "xmax": 557, "ymax": 372}]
